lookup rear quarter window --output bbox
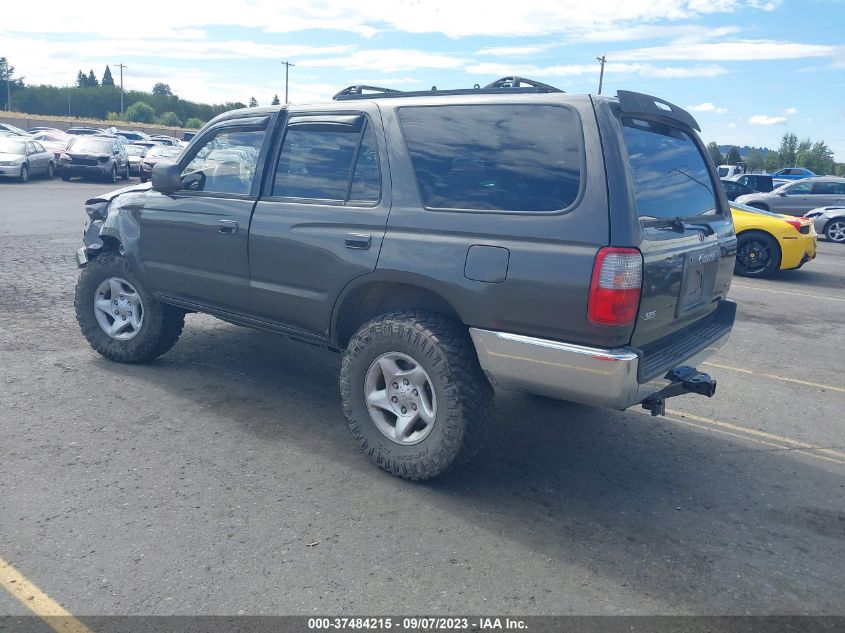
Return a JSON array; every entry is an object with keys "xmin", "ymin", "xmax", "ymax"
[{"xmin": 397, "ymin": 104, "xmax": 583, "ymax": 212}]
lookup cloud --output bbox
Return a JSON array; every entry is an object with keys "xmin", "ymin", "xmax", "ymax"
[
  {"xmin": 465, "ymin": 61, "xmax": 727, "ymax": 80},
  {"xmin": 475, "ymin": 45, "xmax": 553, "ymax": 57},
  {"xmin": 748, "ymin": 115, "xmax": 788, "ymax": 125},
  {"xmin": 688, "ymin": 102, "xmax": 728, "ymax": 113},
  {"xmin": 617, "ymin": 39, "xmax": 835, "ymax": 61},
  {"xmin": 298, "ymin": 50, "xmax": 467, "ymax": 72},
  {"xmin": 784, "ymin": 107, "xmax": 798, "ymax": 115},
  {"xmin": 0, "ymin": 0, "xmax": 791, "ymax": 39}
]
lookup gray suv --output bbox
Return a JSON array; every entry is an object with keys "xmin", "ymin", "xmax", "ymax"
[{"xmin": 73, "ymin": 80, "xmax": 737, "ymax": 480}]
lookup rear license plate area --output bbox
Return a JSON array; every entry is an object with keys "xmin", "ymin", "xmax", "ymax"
[{"xmin": 676, "ymin": 245, "xmax": 720, "ymax": 318}]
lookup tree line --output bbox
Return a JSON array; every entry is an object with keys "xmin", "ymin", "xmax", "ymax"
[
  {"xmin": 707, "ymin": 133, "xmax": 844, "ymax": 177},
  {"xmin": 0, "ymin": 61, "xmax": 278, "ymax": 129}
]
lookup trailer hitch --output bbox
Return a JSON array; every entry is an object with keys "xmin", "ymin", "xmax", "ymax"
[{"xmin": 641, "ymin": 366, "xmax": 717, "ymax": 416}]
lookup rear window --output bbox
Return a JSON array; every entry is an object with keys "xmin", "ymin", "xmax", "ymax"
[
  {"xmin": 622, "ymin": 118, "xmax": 717, "ymax": 219},
  {"xmin": 398, "ymin": 104, "xmax": 582, "ymax": 212}
]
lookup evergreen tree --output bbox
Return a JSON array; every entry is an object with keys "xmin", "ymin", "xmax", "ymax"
[
  {"xmin": 271, "ymin": 94, "xmax": 280, "ymax": 105},
  {"xmin": 706, "ymin": 141, "xmax": 723, "ymax": 166},
  {"xmin": 87, "ymin": 69, "xmax": 99, "ymax": 87},
  {"xmin": 102, "ymin": 65, "xmax": 115, "ymax": 87},
  {"xmin": 248, "ymin": 96, "xmax": 258, "ymax": 107},
  {"xmin": 726, "ymin": 146, "xmax": 741, "ymax": 166},
  {"xmin": 778, "ymin": 132, "xmax": 798, "ymax": 167},
  {"xmin": 76, "ymin": 70, "xmax": 87, "ymax": 87}
]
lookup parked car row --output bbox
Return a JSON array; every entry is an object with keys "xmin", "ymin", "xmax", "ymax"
[{"xmin": 1, "ymin": 125, "xmax": 188, "ymax": 184}]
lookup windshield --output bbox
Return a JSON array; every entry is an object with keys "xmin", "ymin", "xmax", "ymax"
[
  {"xmin": 622, "ymin": 117, "xmax": 717, "ymax": 220},
  {"xmin": 0, "ymin": 138, "xmax": 26, "ymax": 154},
  {"xmin": 71, "ymin": 138, "xmax": 113, "ymax": 154},
  {"xmin": 126, "ymin": 145, "xmax": 147, "ymax": 156}
]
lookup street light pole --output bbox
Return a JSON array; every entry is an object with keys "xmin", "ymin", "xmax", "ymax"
[
  {"xmin": 116, "ymin": 63, "xmax": 127, "ymax": 114},
  {"xmin": 282, "ymin": 60, "xmax": 295, "ymax": 104}
]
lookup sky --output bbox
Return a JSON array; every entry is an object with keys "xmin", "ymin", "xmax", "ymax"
[{"xmin": 2, "ymin": 0, "xmax": 844, "ymax": 159}]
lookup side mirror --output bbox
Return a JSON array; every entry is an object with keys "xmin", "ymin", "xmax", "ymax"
[
  {"xmin": 777, "ymin": 191, "xmax": 787, "ymax": 197},
  {"xmin": 152, "ymin": 161, "xmax": 182, "ymax": 193}
]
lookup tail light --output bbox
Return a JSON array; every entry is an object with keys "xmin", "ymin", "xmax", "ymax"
[
  {"xmin": 784, "ymin": 219, "xmax": 803, "ymax": 232},
  {"xmin": 588, "ymin": 247, "xmax": 642, "ymax": 327}
]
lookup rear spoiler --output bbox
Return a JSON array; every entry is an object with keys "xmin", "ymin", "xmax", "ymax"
[{"xmin": 616, "ymin": 90, "xmax": 700, "ymax": 132}]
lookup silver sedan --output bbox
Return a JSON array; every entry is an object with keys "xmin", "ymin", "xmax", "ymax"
[
  {"xmin": 0, "ymin": 136, "xmax": 56, "ymax": 182},
  {"xmin": 805, "ymin": 206, "xmax": 845, "ymax": 243}
]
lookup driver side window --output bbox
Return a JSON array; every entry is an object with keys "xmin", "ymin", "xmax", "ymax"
[{"xmin": 181, "ymin": 127, "xmax": 266, "ymax": 195}]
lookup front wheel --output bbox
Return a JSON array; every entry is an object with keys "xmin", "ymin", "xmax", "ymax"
[
  {"xmin": 19, "ymin": 164, "xmax": 28, "ymax": 183},
  {"xmin": 108, "ymin": 164, "xmax": 117, "ymax": 183},
  {"xmin": 340, "ymin": 311, "xmax": 493, "ymax": 480},
  {"xmin": 735, "ymin": 231, "xmax": 781, "ymax": 278},
  {"xmin": 46, "ymin": 162, "xmax": 54, "ymax": 179},
  {"xmin": 123, "ymin": 163, "xmax": 130, "ymax": 180},
  {"xmin": 824, "ymin": 220, "xmax": 845, "ymax": 244},
  {"xmin": 75, "ymin": 253, "xmax": 185, "ymax": 363}
]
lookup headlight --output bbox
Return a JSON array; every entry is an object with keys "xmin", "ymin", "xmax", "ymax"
[
  {"xmin": 85, "ymin": 200, "xmax": 110, "ymax": 220},
  {"xmin": 60, "ymin": 153, "xmax": 72, "ymax": 162}
]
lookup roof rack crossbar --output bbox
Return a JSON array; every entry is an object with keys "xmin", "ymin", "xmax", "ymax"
[
  {"xmin": 333, "ymin": 85, "xmax": 401, "ymax": 100},
  {"xmin": 483, "ymin": 76, "xmax": 563, "ymax": 93}
]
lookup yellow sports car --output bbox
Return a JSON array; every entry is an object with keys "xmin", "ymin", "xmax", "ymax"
[{"xmin": 731, "ymin": 202, "xmax": 816, "ymax": 277}]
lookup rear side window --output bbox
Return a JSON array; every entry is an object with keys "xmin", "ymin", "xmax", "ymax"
[
  {"xmin": 622, "ymin": 118, "xmax": 717, "ymax": 219},
  {"xmin": 398, "ymin": 104, "xmax": 582, "ymax": 212},
  {"xmin": 812, "ymin": 181, "xmax": 845, "ymax": 195}
]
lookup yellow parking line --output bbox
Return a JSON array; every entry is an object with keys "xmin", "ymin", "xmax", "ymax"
[
  {"xmin": 662, "ymin": 408, "xmax": 845, "ymax": 463},
  {"xmin": 662, "ymin": 415, "xmax": 845, "ymax": 466},
  {"xmin": 731, "ymin": 283, "xmax": 845, "ymax": 302},
  {"xmin": 0, "ymin": 557, "xmax": 93, "ymax": 633},
  {"xmin": 703, "ymin": 361, "xmax": 845, "ymax": 394}
]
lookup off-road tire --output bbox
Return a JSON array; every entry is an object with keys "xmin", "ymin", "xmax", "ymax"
[
  {"xmin": 340, "ymin": 310, "xmax": 493, "ymax": 480},
  {"xmin": 75, "ymin": 253, "xmax": 185, "ymax": 363}
]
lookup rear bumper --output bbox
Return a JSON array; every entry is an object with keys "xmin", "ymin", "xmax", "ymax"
[{"xmin": 470, "ymin": 300, "xmax": 735, "ymax": 410}]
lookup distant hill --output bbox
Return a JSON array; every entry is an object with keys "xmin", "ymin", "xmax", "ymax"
[{"xmin": 718, "ymin": 145, "xmax": 774, "ymax": 157}]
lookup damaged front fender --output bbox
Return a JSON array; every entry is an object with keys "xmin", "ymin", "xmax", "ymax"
[{"xmin": 77, "ymin": 183, "xmax": 152, "ymax": 268}]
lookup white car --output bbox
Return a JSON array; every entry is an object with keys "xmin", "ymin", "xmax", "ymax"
[{"xmin": 805, "ymin": 206, "xmax": 845, "ymax": 243}]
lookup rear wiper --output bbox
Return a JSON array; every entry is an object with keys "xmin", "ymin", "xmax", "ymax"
[{"xmin": 641, "ymin": 216, "xmax": 714, "ymax": 236}]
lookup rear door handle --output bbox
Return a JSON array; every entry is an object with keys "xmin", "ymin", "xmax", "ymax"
[
  {"xmin": 218, "ymin": 220, "xmax": 239, "ymax": 235},
  {"xmin": 345, "ymin": 233, "xmax": 371, "ymax": 249}
]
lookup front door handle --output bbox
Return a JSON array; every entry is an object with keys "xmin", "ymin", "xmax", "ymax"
[
  {"xmin": 218, "ymin": 220, "xmax": 239, "ymax": 235},
  {"xmin": 345, "ymin": 233, "xmax": 371, "ymax": 249}
]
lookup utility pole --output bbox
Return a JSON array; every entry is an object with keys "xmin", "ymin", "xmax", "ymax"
[
  {"xmin": 596, "ymin": 55, "xmax": 606, "ymax": 95},
  {"xmin": 282, "ymin": 60, "xmax": 294, "ymax": 104},
  {"xmin": 115, "ymin": 63, "xmax": 127, "ymax": 114}
]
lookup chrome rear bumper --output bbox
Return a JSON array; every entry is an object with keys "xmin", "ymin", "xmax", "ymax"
[{"xmin": 469, "ymin": 326, "xmax": 731, "ymax": 410}]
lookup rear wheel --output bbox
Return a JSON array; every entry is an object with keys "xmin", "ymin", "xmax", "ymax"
[
  {"xmin": 123, "ymin": 163, "xmax": 130, "ymax": 180},
  {"xmin": 824, "ymin": 220, "xmax": 845, "ymax": 244},
  {"xmin": 75, "ymin": 253, "xmax": 185, "ymax": 363},
  {"xmin": 735, "ymin": 231, "xmax": 781, "ymax": 278},
  {"xmin": 340, "ymin": 311, "xmax": 492, "ymax": 480}
]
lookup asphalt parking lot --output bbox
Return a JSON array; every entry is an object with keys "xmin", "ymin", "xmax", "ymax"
[{"xmin": 1, "ymin": 178, "xmax": 843, "ymax": 617}]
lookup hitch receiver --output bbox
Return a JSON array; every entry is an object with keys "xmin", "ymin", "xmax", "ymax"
[{"xmin": 641, "ymin": 366, "xmax": 717, "ymax": 416}]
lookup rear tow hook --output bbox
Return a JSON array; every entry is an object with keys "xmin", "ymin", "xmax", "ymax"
[{"xmin": 641, "ymin": 366, "xmax": 717, "ymax": 417}]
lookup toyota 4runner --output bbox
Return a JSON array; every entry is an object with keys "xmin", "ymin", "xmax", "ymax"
[{"xmin": 74, "ymin": 78, "xmax": 737, "ymax": 480}]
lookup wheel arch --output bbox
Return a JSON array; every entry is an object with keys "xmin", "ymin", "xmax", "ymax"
[{"xmin": 332, "ymin": 275, "xmax": 464, "ymax": 348}]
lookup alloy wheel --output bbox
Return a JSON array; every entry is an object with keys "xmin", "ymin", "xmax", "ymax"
[
  {"xmin": 93, "ymin": 277, "xmax": 144, "ymax": 340},
  {"xmin": 364, "ymin": 351, "xmax": 437, "ymax": 445}
]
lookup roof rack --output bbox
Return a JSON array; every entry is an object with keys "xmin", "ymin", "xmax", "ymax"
[{"xmin": 332, "ymin": 77, "xmax": 564, "ymax": 100}]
